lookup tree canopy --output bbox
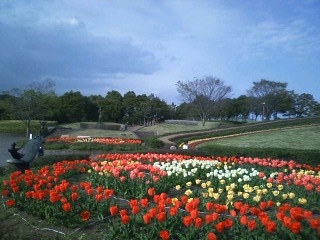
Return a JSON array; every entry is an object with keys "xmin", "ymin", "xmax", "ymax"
[{"xmin": 176, "ymin": 76, "xmax": 232, "ymax": 125}]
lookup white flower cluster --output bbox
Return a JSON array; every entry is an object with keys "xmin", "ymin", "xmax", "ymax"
[
  {"xmin": 153, "ymin": 159, "xmax": 260, "ymax": 183},
  {"xmin": 208, "ymin": 167, "xmax": 260, "ymax": 182},
  {"xmin": 153, "ymin": 159, "xmax": 220, "ymax": 177}
]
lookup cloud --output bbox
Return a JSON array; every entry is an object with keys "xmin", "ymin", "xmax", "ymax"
[
  {"xmin": 0, "ymin": 0, "xmax": 319, "ymax": 104},
  {"xmin": 0, "ymin": 5, "xmax": 160, "ymax": 92}
]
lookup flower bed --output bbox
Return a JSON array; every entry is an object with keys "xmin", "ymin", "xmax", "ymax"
[
  {"xmin": 1, "ymin": 153, "xmax": 320, "ymax": 239},
  {"xmin": 46, "ymin": 136, "xmax": 142, "ymax": 145}
]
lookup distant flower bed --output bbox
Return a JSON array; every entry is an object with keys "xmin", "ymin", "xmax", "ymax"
[
  {"xmin": 165, "ymin": 120, "xmax": 198, "ymax": 125},
  {"xmin": 46, "ymin": 136, "xmax": 142, "ymax": 145},
  {"xmin": 2, "ymin": 153, "xmax": 320, "ymax": 239}
]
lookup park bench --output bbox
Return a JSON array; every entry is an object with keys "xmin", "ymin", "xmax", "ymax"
[{"xmin": 6, "ymin": 136, "xmax": 45, "ymax": 172}]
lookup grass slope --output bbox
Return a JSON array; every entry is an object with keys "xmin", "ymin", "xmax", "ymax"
[{"xmin": 198, "ymin": 125, "xmax": 320, "ymax": 150}]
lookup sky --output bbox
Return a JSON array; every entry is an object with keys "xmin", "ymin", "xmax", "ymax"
[{"xmin": 1, "ymin": 0, "xmax": 319, "ymax": 104}]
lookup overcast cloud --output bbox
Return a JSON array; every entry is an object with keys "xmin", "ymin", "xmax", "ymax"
[{"xmin": 1, "ymin": 0, "xmax": 319, "ymax": 103}]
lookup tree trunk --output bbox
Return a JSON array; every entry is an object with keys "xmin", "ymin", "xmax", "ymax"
[{"xmin": 26, "ymin": 118, "xmax": 31, "ymax": 138}]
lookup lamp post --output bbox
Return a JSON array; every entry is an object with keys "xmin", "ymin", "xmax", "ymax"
[
  {"xmin": 262, "ymin": 102, "xmax": 265, "ymax": 121},
  {"xmin": 98, "ymin": 106, "xmax": 102, "ymax": 125},
  {"xmin": 171, "ymin": 102, "xmax": 176, "ymax": 119}
]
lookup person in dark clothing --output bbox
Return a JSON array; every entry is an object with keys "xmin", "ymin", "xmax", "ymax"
[{"xmin": 8, "ymin": 142, "xmax": 25, "ymax": 160}]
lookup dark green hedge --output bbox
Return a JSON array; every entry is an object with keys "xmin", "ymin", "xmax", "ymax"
[
  {"xmin": 44, "ymin": 142, "xmax": 145, "ymax": 152},
  {"xmin": 172, "ymin": 117, "xmax": 320, "ymax": 144},
  {"xmin": 198, "ymin": 145, "xmax": 320, "ymax": 167},
  {"xmin": 144, "ymin": 137, "xmax": 165, "ymax": 149}
]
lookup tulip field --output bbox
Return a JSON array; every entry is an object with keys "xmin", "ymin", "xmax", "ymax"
[{"xmin": 1, "ymin": 147, "xmax": 320, "ymax": 239}]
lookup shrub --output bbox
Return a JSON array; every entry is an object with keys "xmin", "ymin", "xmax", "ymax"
[
  {"xmin": 165, "ymin": 120, "xmax": 198, "ymax": 125},
  {"xmin": 198, "ymin": 145, "xmax": 320, "ymax": 166},
  {"xmin": 144, "ymin": 137, "xmax": 165, "ymax": 148}
]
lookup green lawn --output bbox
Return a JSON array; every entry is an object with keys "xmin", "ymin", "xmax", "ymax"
[
  {"xmin": 198, "ymin": 125, "xmax": 320, "ymax": 150},
  {"xmin": 137, "ymin": 121, "xmax": 224, "ymax": 135}
]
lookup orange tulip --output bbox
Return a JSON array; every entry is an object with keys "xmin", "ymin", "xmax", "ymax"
[
  {"xmin": 148, "ymin": 188, "xmax": 155, "ymax": 196},
  {"xmin": 62, "ymin": 202, "xmax": 72, "ymax": 212},
  {"xmin": 156, "ymin": 212, "xmax": 166, "ymax": 222},
  {"xmin": 80, "ymin": 210, "xmax": 90, "ymax": 221},
  {"xmin": 109, "ymin": 205, "xmax": 118, "ymax": 216},
  {"xmin": 159, "ymin": 230, "xmax": 170, "ymax": 240},
  {"xmin": 194, "ymin": 217, "xmax": 203, "ymax": 228},
  {"xmin": 215, "ymin": 221, "xmax": 224, "ymax": 232},
  {"xmin": 248, "ymin": 219, "xmax": 257, "ymax": 231},
  {"xmin": 207, "ymin": 232, "xmax": 217, "ymax": 240},
  {"xmin": 121, "ymin": 214, "xmax": 130, "ymax": 225},
  {"xmin": 5, "ymin": 199, "xmax": 16, "ymax": 207},
  {"xmin": 143, "ymin": 213, "xmax": 152, "ymax": 224},
  {"xmin": 183, "ymin": 216, "xmax": 193, "ymax": 227}
]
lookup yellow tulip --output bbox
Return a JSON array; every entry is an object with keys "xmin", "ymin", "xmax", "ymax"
[
  {"xmin": 288, "ymin": 192, "xmax": 295, "ymax": 199},
  {"xmin": 195, "ymin": 179, "xmax": 201, "ymax": 185},
  {"xmin": 202, "ymin": 192, "xmax": 209, "ymax": 198},
  {"xmin": 277, "ymin": 185, "xmax": 284, "ymax": 190},
  {"xmin": 185, "ymin": 189, "xmax": 193, "ymax": 196},
  {"xmin": 171, "ymin": 198, "xmax": 178, "ymax": 205},
  {"xmin": 282, "ymin": 193, "xmax": 288, "ymax": 200},
  {"xmin": 212, "ymin": 193, "xmax": 220, "ymax": 200},
  {"xmin": 230, "ymin": 183, "xmax": 237, "ymax": 189},
  {"xmin": 243, "ymin": 193, "xmax": 250, "ymax": 199},
  {"xmin": 186, "ymin": 181, "xmax": 192, "ymax": 187},
  {"xmin": 228, "ymin": 190, "xmax": 234, "ymax": 195},
  {"xmin": 272, "ymin": 191, "xmax": 280, "ymax": 196},
  {"xmin": 266, "ymin": 183, "xmax": 273, "ymax": 188},
  {"xmin": 220, "ymin": 179, "xmax": 226, "ymax": 184},
  {"xmin": 256, "ymin": 189, "xmax": 263, "ymax": 196},
  {"xmin": 253, "ymin": 195, "xmax": 261, "ymax": 202},
  {"xmin": 201, "ymin": 183, "xmax": 207, "ymax": 189},
  {"xmin": 208, "ymin": 187, "xmax": 214, "ymax": 194},
  {"xmin": 298, "ymin": 198, "xmax": 307, "ymax": 204},
  {"xmin": 227, "ymin": 194, "xmax": 234, "ymax": 201},
  {"xmin": 175, "ymin": 185, "xmax": 181, "ymax": 190},
  {"xmin": 262, "ymin": 189, "xmax": 268, "ymax": 194},
  {"xmin": 206, "ymin": 181, "xmax": 212, "ymax": 187}
]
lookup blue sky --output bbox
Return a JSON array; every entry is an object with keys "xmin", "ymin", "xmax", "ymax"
[{"xmin": 1, "ymin": 0, "xmax": 319, "ymax": 104}]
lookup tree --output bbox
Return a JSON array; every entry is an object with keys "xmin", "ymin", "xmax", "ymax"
[
  {"xmin": 103, "ymin": 90, "xmax": 124, "ymax": 123},
  {"xmin": 58, "ymin": 91, "xmax": 87, "ymax": 123},
  {"xmin": 247, "ymin": 79, "xmax": 292, "ymax": 120},
  {"xmin": 122, "ymin": 91, "xmax": 138, "ymax": 125},
  {"xmin": 291, "ymin": 93, "xmax": 319, "ymax": 117},
  {"xmin": 176, "ymin": 76, "xmax": 232, "ymax": 126},
  {"xmin": 6, "ymin": 79, "xmax": 56, "ymax": 137},
  {"xmin": 234, "ymin": 95, "xmax": 251, "ymax": 121},
  {"xmin": 0, "ymin": 93, "xmax": 14, "ymax": 120}
]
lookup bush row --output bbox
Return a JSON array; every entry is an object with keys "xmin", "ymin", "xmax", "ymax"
[
  {"xmin": 165, "ymin": 120, "xmax": 198, "ymax": 125},
  {"xmin": 44, "ymin": 141, "xmax": 146, "ymax": 152},
  {"xmin": 198, "ymin": 145, "xmax": 320, "ymax": 166},
  {"xmin": 79, "ymin": 122, "xmax": 126, "ymax": 130},
  {"xmin": 172, "ymin": 117, "xmax": 320, "ymax": 146}
]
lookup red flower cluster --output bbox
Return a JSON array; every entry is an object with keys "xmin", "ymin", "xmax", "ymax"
[{"xmin": 46, "ymin": 136, "xmax": 142, "ymax": 145}]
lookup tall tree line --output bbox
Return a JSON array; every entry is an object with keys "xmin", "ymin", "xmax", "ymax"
[
  {"xmin": 176, "ymin": 78, "xmax": 319, "ymax": 123},
  {"xmin": 0, "ymin": 78, "xmax": 319, "ymax": 127},
  {"xmin": 0, "ymin": 80, "xmax": 171, "ymax": 126}
]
